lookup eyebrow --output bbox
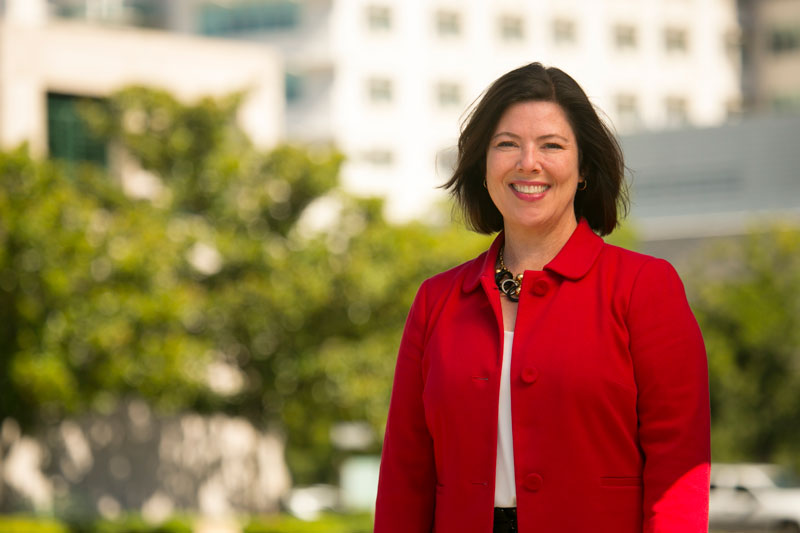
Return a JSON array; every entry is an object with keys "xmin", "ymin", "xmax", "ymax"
[{"xmin": 491, "ymin": 132, "xmax": 570, "ymax": 143}]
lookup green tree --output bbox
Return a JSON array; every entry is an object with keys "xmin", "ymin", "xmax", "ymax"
[
  {"xmin": 689, "ymin": 225, "xmax": 800, "ymax": 470},
  {"xmin": 0, "ymin": 87, "xmax": 491, "ymax": 483},
  {"xmin": 0, "ymin": 146, "xmax": 212, "ymax": 426}
]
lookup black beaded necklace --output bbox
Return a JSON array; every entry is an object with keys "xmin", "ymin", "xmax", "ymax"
[{"xmin": 495, "ymin": 245, "xmax": 523, "ymax": 302}]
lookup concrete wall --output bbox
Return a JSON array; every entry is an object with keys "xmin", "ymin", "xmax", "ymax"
[{"xmin": 0, "ymin": 404, "xmax": 290, "ymax": 519}]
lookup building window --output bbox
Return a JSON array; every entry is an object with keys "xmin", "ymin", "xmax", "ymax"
[
  {"xmin": 771, "ymin": 93, "xmax": 800, "ymax": 112},
  {"xmin": 366, "ymin": 5, "xmax": 391, "ymax": 31},
  {"xmin": 499, "ymin": 15, "xmax": 524, "ymax": 41},
  {"xmin": 436, "ymin": 146, "xmax": 458, "ymax": 177},
  {"xmin": 724, "ymin": 29, "xmax": 740, "ymax": 58},
  {"xmin": 615, "ymin": 93, "xmax": 640, "ymax": 130},
  {"xmin": 285, "ymin": 73, "xmax": 303, "ymax": 103},
  {"xmin": 614, "ymin": 24, "xmax": 637, "ymax": 51},
  {"xmin": 198, "ymin": 1, "xmax": 301, "ymax": 36},
  {"xmin": 664, "ymin": 27, "xmax": 689, "ymax": 53},
  {"xmin": 50, "ymin": 0, "xmax": 165, "ymax": 28},
  {"xmin": 436, "ymin": 10, "xmax": 461, "ymax": 37},
  {"xmin": 725, "ymin": 98, "xmax": 742, "ymax": 121},
  {"xmin": 553, "ymin": 18, "xmax": 576, "ymax": 45},
  {"xmin": 665, "ymin": 96, "xmax": 689, "ymax": 126},
  {"xmin": 770, "ymin": 27, "xmax": 800, "ymax": 54},
  {"xmin": 47, "ymin": 93, "xmax": 107, "ymax": 167},
  {"xmin": 368, "ymin": 78, "xmax": 393, "ymax": 103},
  {"xmin": 362, "ymin": 149, "xmax": 394, "ymax": 166},
  {"xmin": 436, "ymin": 82, "xmax": 462, "ymax": 108}
]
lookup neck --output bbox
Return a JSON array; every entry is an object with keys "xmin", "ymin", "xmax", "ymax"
[{"xmin": 502, "ymin": 218, "xmax": 578, "ymax": 273}]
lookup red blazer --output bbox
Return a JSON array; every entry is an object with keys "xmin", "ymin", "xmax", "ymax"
[{"xmin": 374, "ymin": 220, "xmax": 710, "ymax": 533}]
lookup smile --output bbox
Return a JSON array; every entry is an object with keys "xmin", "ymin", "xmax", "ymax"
[{"xmin": 511, "ymin": 183, "xmax": 550, "ymax": 194}]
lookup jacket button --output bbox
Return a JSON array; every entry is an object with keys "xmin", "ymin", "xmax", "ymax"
[
  {"xmin": 531, "ymin": 279, "xmax": 549, "ymax": 296},
  {"xmin": 523, "ymin": 473, "xmax": 543, "ymax": 492},
  {"xmin": 521, "ymin": 367, "xmax": 539, "ymax": 384}
]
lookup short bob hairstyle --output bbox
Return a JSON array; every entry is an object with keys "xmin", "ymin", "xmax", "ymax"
[{"xmin": 443, "ymin": 62, "xmax": 628, "ymax": 236}]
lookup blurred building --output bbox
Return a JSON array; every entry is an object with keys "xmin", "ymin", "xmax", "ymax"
[
  {"xmin": 622, "ymin": 112, "xmax": 800, "ymax": 265},
  {"xmin": 36, "ymin": 0, "xmax": 742, "ymax": 220},
  {"xmin": 6, "ymin": 0, "xmax": 793, "ymax": 251},
  {"xmin": 738, "ymin": 0, "xmax": 800, "ymax": 114},
  {"xmin": 0, "ymin": 0, "xmax": 284, "ymax": 164}
]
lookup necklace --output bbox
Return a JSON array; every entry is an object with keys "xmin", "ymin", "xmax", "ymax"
[{"xmin": 495, "ymin": 245, "xmax": 523, "ymax": 302}]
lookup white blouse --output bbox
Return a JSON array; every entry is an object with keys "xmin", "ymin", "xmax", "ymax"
[{"xmin": 494, "ymin": 330, "xmax": 517, "ymax": 507}]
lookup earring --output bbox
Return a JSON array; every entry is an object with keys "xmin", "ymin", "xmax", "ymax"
[
  {"xmin": 483, "ymin": 179, "xmax": 487, "ymax": 189},
  {"xmin": 577, "ymin": 179, "xmax": 587, "ymax": 191}
]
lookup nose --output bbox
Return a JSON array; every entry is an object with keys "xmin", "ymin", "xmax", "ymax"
[{"xmin": 516, "ymin": 145, "xmax": 542, "ymax": 173}]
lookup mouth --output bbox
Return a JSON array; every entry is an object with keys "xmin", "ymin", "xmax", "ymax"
[{"xmin": 511, "ymin": 183, "xmax": 550, "ymax": 194}]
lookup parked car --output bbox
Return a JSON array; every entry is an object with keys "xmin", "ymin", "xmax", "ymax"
[{"xmin": 710, "ymin": 463, "xmax": 800, "ymax": 532}]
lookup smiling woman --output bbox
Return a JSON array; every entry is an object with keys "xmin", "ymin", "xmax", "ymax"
[
  {"xmin": 485, "ymin": 101, "xmax": 582, "ymax": 270},
  {"xmin": 374, "ymin": 63, "xmax": 710, "ymax": 533}
]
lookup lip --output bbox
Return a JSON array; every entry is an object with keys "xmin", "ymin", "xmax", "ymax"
[{"xmin": 509, "ymin": 181, "xmax": 550, "ymax": 201}]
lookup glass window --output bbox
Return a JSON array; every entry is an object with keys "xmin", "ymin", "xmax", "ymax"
[
  {"xmin": 285, "ymin": 73, "xmax": 303, "ymax": 103},
  {"xmin": 49, "ymin": 0, "xmax": 165, "ymax": 28},
  {"xmin": 436, "ymin": 10, "xmax": 461, "ymax": 37},
  {"xmin": 615, "ymin": 93, "xmax": 640, "ymax": 130},
  {"xmin": 664, "ymin": 27, "xmax": 689, "ymax": 53},
  {"xmin": 724, "ymin": 29, "xmax": 740, "ymax": 58},
  {"xmin": 47, "ymin": 93, "xmax": 107, "ymax": 167},
  {"xmin": 770, "ymin": 27, "xmax": 800, "ymax": 54},
  {"xmin": 368, "ymin": 78, "xmax": 393, "ymax": 103},
  {"xmin": 725, "ymin": 98, "xmax": 742, "ymax": 121},
  {"xmin": 665, "ymin": 96, "xmax": 689, "ymax": 126},
  {"xmin": 436, "ymin": 146, "xmax": 458, "ymax": 177},
  {"xmin": 553, "ymin": 18, "xmax": 576, "ymax": 45},
  {"xmin": 436, "ymin": 82, "xmax": 462, "ymax": 108},
  {"xmin": 366, "ymin": 5, "xmax": 391, "ymax": 31},
  {"xmin": 362, "ymin": 149, "xmax": 394, "ymax": 166},
  {"xmin": 499, "ymin": 15, "xmax": 524, "ymax": 41},
  {"xmin": 198, "ymin": 1, "xmax": 301, "ymax": 36},
  {"xmin": 614, "ymin": 24, "xmax": 637, "ymax": 50},
  {"xmin": 772, "ymin": 93, "xmax": 800, "ymax": 112}
]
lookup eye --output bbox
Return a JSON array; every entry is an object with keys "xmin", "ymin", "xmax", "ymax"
[
  {"xmin": 496, "ymin": 140, "xmax": 517, "ymax": 148},
  {"xmin": 543, "ymin": 142, "xmax": 563, "ymax": 150}
]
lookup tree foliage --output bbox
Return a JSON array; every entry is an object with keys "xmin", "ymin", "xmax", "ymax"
[
  {"xmin": 0, "ymin": 87, "xmax": 490, "ymax": 483},
  {"xmin": 689, "ymin": 225, "xmax": 800, "ymax": 470}
]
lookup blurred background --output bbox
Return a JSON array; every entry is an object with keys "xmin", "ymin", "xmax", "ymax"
[{"xmin": 0, "ymin": 0, "xmax": 799, "ymax": 531}]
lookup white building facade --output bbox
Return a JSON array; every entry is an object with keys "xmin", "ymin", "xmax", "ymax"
[
  {"xmin": 13, "ymin": 0, "xmax": 742, "ymax": 220},
  {"xmin": 139, "ymin": 0, "xmax": 742, "ymax": 219}
]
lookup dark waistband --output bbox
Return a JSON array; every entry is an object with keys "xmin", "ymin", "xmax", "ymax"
[{"xmin": 494, "ymin": 507, "xmax": 517, "ymax": 521}]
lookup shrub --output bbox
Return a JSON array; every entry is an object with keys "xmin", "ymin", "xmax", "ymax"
[
  {"xmin": 0, "ymin": 515, "xmax": 69, "ymax": 533},
  {"xmin": 244, "ymin": 512, "xmax": 373, "ymax": 533}
]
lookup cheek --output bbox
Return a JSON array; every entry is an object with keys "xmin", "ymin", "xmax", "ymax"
[
  {"xmin": 485, "ymin": 153, "xmax": 497, "ymax": 178},
  {"xmin": 551, "ymin": 158, "xmax": 580, "ymax": 182},
  {"xmin": 486, "ymin": 152, "xmax": 511, "ymax": 180}
]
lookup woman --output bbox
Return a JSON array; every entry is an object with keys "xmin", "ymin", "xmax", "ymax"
[{"xmin": 373, "ymin": 63, "xmax": 709, "ymax": 533}]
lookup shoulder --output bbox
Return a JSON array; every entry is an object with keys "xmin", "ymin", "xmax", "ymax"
[
  {"xmin": 418, "ymin": 249, "xmax": 489, "ymax": 297},
  {"xmin": 597, "ymin": 241, "xmax": 682, "ymax": 284},
  {"xmin": 403, "ymin": 249, "xmax": 489, "ymax": 333}
]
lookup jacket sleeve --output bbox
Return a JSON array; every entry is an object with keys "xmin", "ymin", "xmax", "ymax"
[
  {"xmin": 374, "ymin": 282, "xmax": 436, "ymax": 533},
  {"xmin": 627, "ymin": 258, "xmax": 710, "ymax": 533}
]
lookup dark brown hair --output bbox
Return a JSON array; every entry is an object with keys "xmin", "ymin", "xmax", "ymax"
[{"xmin": 442, "ymin": 62, "xmax": 628, "ymax": 236}]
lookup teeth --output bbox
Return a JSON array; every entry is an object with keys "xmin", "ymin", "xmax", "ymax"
[{"xmin": 512, "ymin": 183, "xmax": 549, "ymax": 194}]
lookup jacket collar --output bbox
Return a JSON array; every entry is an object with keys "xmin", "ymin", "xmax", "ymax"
[{"xmin": 462, "ymin": 219, "xmax": 603, "ymax": 292}]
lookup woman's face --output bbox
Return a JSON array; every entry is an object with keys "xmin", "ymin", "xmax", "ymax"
[{"xmin": 485, "ymin": 100, "xmax": 583, "ymax": 238}]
